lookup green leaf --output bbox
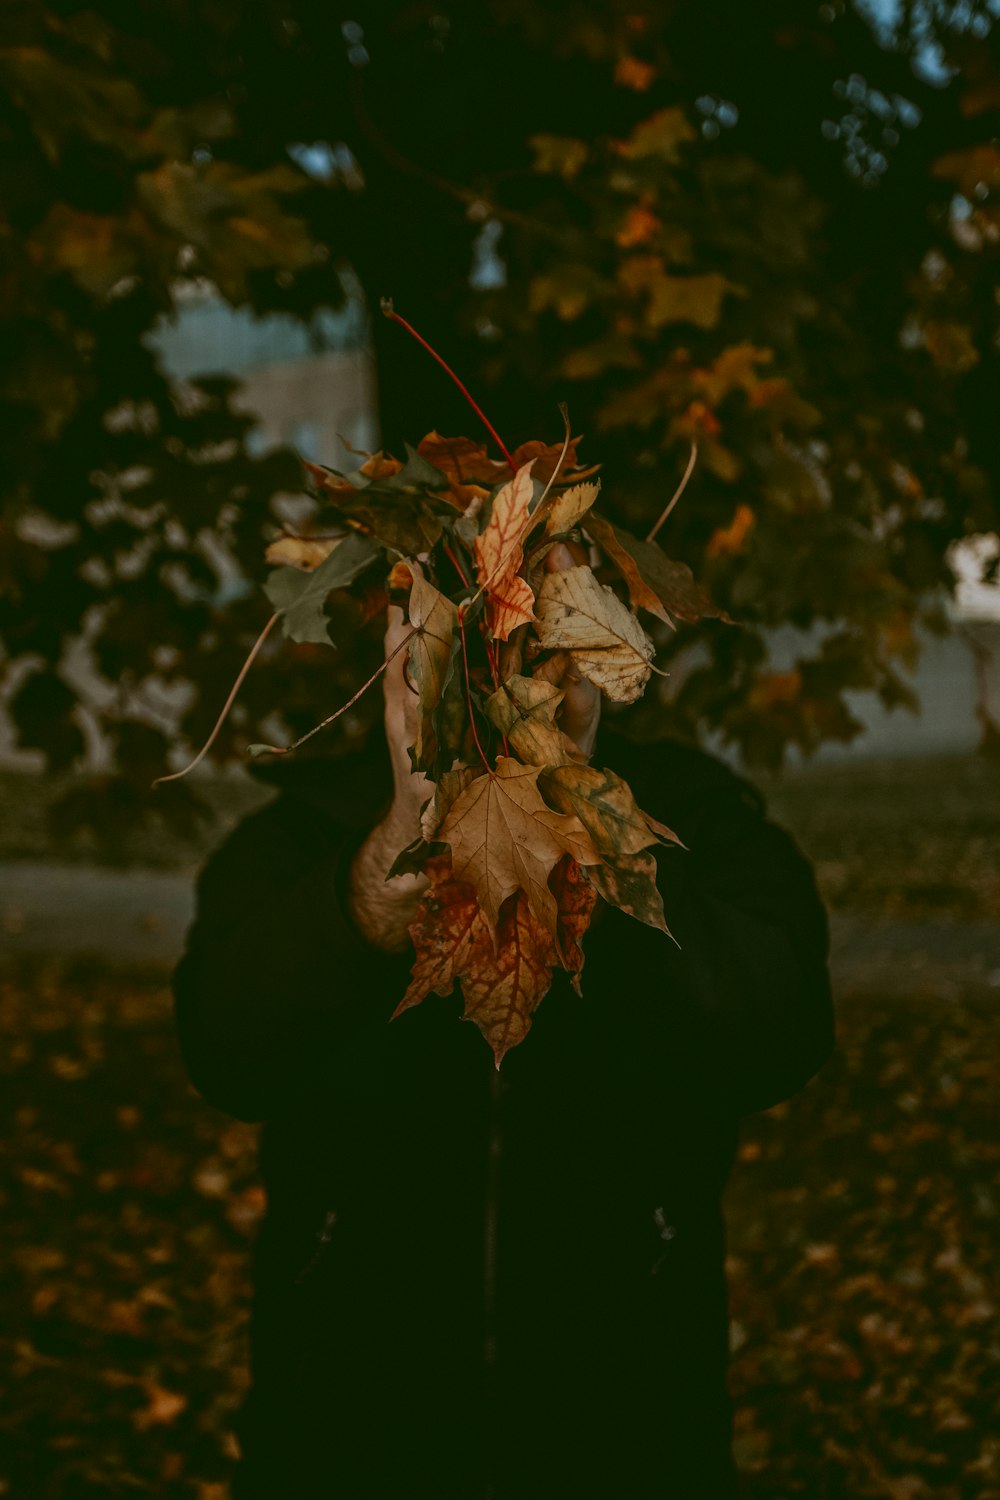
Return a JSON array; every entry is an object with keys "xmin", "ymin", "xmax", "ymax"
[
  {"xmin": 264, "ymin": 531, "xmax": 379, "ymax": 643},
  {"xmin": 383, "ymin": 443, "xmax": 449, "ymax": 491},
  {"xmin": 428, "ymin": 635, "xmax": 468, "ymax": 778}
]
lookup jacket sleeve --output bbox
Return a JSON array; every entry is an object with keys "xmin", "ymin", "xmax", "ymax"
[
  {"xmin": 628, "ymin": 746, "xmax": 836, "ymax": 1117},
  {"xmin": 172, "ymin": 796, "xmax": 409, "ymax": 1123}
]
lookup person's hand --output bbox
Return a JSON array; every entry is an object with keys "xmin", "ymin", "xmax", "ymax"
[
  {"xmin": 382, "ymin": 602, "xmax": 432, "ymax": 832},
  {"xmin": 540, "ymin": 541, "xmax": 601, "ymax": 760}
]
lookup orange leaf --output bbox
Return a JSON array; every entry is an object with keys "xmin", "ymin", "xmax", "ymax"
[
  {"xmin": 614, "ymin": 56, "xmax": 656, "ymax": 92},
  {"xmin": 616, "ymin": 202, "xmax": 661, "ymax": 248},
  {"xmin": 474, "ymin": 461, "xmax": 537, "ymax": 640},
  {"xmin": 461, "ymin": 891, "xmax": 557, "ymax": 1064},
  {"xmin": 706, "ymin": 503, "xmax": 755, "ymax": 560},
  {"xmin": 359, "ymin": 451, "xmax": 404, "ymax": 481},
  {"xmin": 396, "ymin": 858, "xmax": 485, "ymax": 1015},
  {"xmin": 549, "ymin": 855, "xmax": 598, "ymax": 979},
  {"xmin": 417, "ymin": 431, "xmax": 508, "ymax": 486}
]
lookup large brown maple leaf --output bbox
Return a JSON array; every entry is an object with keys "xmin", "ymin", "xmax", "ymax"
[{"xmin": 437, "ymin": 755, "xmax": 600, "ymax": 942}]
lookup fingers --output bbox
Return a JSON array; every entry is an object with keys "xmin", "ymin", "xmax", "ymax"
[{"xmin": 544, "ymin": 540, "xmax": 587, "ymax": 573}]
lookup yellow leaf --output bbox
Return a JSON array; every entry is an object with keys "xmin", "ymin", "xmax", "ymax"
[
  {"xmin": 706, "ymin": 503, "xmax": 756, "ymax": 559},
  {"xmin": 264, "ymin": 534, "xmax": 341, "ymax": 572},
  {"xmin": 617, "ymin": 107, "xmax": 696, "ymax": 162},
  {"xmin": 535, "ymin": 565, "xmax": 654, "ymax": 703},
  {"xmin": 545, "ymin": 482, "xmax": 600, "ymax": 537}
]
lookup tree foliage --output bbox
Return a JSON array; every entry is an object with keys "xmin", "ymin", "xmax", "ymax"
[{"xmin": 2, "ymin": 0, "xmax": 1000, "ymax": 844}]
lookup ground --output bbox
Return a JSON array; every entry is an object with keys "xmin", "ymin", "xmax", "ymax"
[{"xmin": 0, "ymin": 752, "xmax": 997, "ymax": 1497}]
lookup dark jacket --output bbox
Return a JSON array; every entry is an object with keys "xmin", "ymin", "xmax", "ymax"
[{"xmin": 172, "ymin": 731, "xmax": 834, "ymax": 1499}]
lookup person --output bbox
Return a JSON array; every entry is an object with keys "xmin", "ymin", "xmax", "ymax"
[{"xmin": 172, "ymin": 546, "xmax": 835, "ymax": 1499}]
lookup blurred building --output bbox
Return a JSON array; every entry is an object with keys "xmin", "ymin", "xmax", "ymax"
[{"xmin": 149, "ymin": 278, "xmax": 378, "ymax": 469}]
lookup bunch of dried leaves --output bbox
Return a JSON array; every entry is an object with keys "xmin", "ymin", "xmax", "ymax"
[{"xmin": 160, "ymin": 319, "xmax": 728, "ymax": 1064}]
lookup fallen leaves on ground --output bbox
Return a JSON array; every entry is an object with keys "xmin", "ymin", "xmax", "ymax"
[{"xmin": 2, "ymin": 956, "xmax": 997, "ymax": 1495}]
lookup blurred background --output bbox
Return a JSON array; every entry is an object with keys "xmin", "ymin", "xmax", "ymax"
[{"xmin": 1, "ymin": 1, "xmax": 999, "ymax": 1496}]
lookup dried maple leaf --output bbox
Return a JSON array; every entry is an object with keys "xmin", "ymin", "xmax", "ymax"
[
  {"xmin": 474, "ymin": 461, "xmax": 536, "ymax": 640},
  {"xmin": 534, "ymin": 564, "xmax": 654, "ymax": 703},
  {"xmin": 396, "ymin": 858, "xmax": 486, "ymax": 1013},
  {"xmin": 406, "ymin": 568, "xmax": 459, "ymax": 772},
  {"xmin": 438, "ymin": 755, "xmax": 600, "ymax": 942},
  {"xmin": 545, "ymin": 481, "xmax": 600, "ymax": 537},
  {"xmin": 484, "ymin": 674, "xmax": 578, "ymax": 767},
  {"xmin": 585, "ymin": 511, "xmax": 729, "ymax": 626},
  {"xmin": 417, "ymin": 431, "xmax": 508, "ymax": 487},
  {"xmin": 460, "ymin": 891, "xmax": 557, "ymax": 1063}
]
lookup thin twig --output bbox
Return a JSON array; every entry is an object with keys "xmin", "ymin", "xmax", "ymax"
[
  {"xmin": 382, "ymin": 303, "xmax": 515, "ymax": 468},
  {"xmin": 153, "ymin": 612, "xmax": 280, "ymax": 788},
  {"xmin": 250, "ymin": 628, "xmax": 418, "ymax": 759},
  {"xmin": 646, "ymin": 442, "xmax": 698, "ymax": 544}
]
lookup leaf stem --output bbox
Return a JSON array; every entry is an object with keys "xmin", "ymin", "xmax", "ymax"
[
  {"xmin": 646, "ymin": 442, "xmax": 698, "ymax": 544},
  {"xmin": 381, "ymin": 302, "xmax": 515, "ymax": 469},
  {"xmin": 250, "ymin": 627, "xmax": 418, "ymax": 759},
  {"xmin": 153, "ymin": 612, "xmax": 280, "ymax": 787},
  {"xmin": 443, "ymin": 540, "xmax": 471, "ymax": 587}
]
